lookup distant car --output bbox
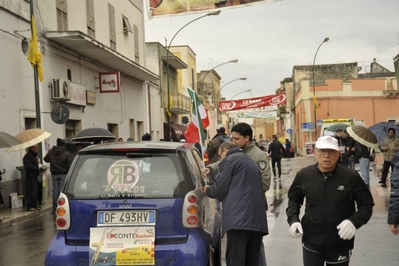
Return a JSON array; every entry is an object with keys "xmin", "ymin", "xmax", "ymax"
[{"xmin": 45, "ymin": 142, "xmax": 222, "ymax": 266}]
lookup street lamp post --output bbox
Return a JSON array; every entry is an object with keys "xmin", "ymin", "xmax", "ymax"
[
  {"xmin": 198, "ymin": 58, "xmax": 239, "ymax": 90},
  {"xmin": 217, "ymin": 77, "xmax": 247, "ymax": 124},
  {"xmin": 312, "ymin": 37, "xmax": 329, "ymax": 138},
  {"xmin": 166, "ymin": 10, "xmax": 221, "ymax": 141},
  {"xmin": 227, "ymin": 89, "xmax": 251, "ymax": 131}
]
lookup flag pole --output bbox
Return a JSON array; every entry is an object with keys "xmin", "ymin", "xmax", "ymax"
[{"xmin": 29, "ymin": 0, "xmax": 43, "ymax": 160}]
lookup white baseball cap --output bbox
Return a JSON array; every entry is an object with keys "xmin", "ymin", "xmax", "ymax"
[{"xmin": 315, "ymin": 136, "xmax": 339, "ymax": 151}]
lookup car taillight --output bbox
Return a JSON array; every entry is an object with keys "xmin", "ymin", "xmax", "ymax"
[
  {"xmin": 56, "ymin": 193, "xmax": 71, "ymax": 230},
  {"xmin": 183, "ymin": 193, "xmax": 201, "ymax": 227}
]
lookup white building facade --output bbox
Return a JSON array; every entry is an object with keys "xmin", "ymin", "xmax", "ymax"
[{"xmin": 0, "ymin": 0, "xmax": 158, "ymax": 205}]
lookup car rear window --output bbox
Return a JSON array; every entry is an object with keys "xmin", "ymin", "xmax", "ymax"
[{"xmin": 65, "ymin": 152, "xmax": 194, "ymax": 199}]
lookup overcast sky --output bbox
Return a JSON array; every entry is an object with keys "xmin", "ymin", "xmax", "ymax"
[{"xmin": 144, "ymin": 0, "xmax": 399, "ymax": 100}]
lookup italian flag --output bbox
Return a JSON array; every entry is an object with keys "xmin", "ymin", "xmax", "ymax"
[{"xmin": 185, "ymin": 87, "xmax": 209, "ymax": 143}]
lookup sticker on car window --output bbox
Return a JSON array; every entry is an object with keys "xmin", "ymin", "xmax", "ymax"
[{"xmin": 105, "ymin": 160, "xmax": 140, "ymax": 192}]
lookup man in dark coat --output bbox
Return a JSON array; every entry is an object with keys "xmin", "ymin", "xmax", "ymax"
[
  {"xmin": 204, "ymin": 141, "xmax": 268, "ymax": 266},
  {"xmin": 333, "ymin": 129, "xmax": 346, "ymax": 165},
  {"xmin": 44, "ymin": 138, "xmax": 73, "ymax": 213},
  {"xmin": 23, "ymin": 144, "xmax": 40, "ymax": 212},
  {"xmin": 343, "ymin": 130, "xmax": 356, "ymax": 170},
  {"xmin": 267, "ymin": 135, "xmax": 286, "ymax": 180}
]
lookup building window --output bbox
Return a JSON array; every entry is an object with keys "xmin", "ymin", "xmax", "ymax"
[
  {"xmin": 56, "ymin": 0, "xmax": 68, "ymax": 31},
  {"xmin": 108, "ymin": 123, "xmax": 118, "ymax": 139},
  {"xmin": 86, "ymin": 0, "xmax": 95, "ymax": 38},
  {"xmin": 108, "ymin": 4, "xmax": 116, "ymax": 50},
  {"xmin": 66, "ymin": 120, "xmax": 82, "ymax": 139},
  {"xmin": 122, "ymin": 16, "xmax": 133, "ymax": 35},
  {"xmin": 133, "ymin": 25, "xmax": 139, "ymax": 63}
]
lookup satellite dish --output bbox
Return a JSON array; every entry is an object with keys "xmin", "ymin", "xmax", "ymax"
[
  {"xmin": 181, "ymin": 116, "xmax": 189, "ymax": 124},
  {"xmin": 51, "ymin": 104, "xmax": 70, "ymax": 124}
]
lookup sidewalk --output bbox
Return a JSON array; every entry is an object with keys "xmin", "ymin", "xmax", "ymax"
[{"xmin": 0, "ymin": 196, "xmax": 52, "ymax": 227}]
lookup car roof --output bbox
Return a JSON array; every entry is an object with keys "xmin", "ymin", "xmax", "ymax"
[{"xmin": 79, "ymin": 141, "xmax": 195, "ymax": 153}]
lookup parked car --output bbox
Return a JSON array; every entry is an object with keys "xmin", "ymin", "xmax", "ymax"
[{"xmin": 45, "ymin": 142, "xmax": 222, "ymax": 266}]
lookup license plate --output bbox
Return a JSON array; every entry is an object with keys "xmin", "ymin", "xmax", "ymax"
[{"xmin": 97, "ymin": 210, "xmax": 155, "ymax": 226}]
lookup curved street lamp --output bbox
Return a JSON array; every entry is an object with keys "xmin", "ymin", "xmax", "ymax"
[
  {"xmin": 312, "ymin": 37, "xmax": 329, "ymax": 138},
  {"xmin": 198, "ymin": 58, "xmax": 239, "ymax": 89},
  {"xmin": 220, "ymin": 77, "xmax": 247, "ymax": 94},
  {"xmin": 227, "ymin": 89, "xmax": 252, "ymax": 130},
  {"xmin": 230, "ymin": 89, "xmax": 252, "ymax": 100},
  {"xmin": 166, "ymin": 10, "xmax": 221, "ymax": 141},
  {"xmin": 217, "ymin": 77, "xmax": 247, "ymax": 124}
]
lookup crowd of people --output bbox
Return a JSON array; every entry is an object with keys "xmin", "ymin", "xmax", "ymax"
[{"xmin": 11, "ymin": 122, "xmax": 399, "ymax": 265}]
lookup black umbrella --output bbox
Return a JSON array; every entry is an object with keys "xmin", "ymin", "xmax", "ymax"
[{"xmin": 71, "ymin": 127, "xmax": 116, "ymax": 142}]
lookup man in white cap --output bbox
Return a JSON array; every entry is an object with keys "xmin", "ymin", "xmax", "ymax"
[{"xmin": 286, "ymin": 136, "xmax": 374, "ymax": 266}]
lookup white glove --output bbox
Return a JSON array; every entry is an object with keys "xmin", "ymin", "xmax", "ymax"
[
  {"xmin": 289, "ymin": 222, "xmax": 303, "ymax": 238},
  {"xmin": 337, "ymin": 220, "xmax": 356, "ymax": 240}
]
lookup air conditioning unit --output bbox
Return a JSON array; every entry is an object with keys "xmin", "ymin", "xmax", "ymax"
[{"xmin": 52, "ymin": 78, "xmax": 71, "ymax": 101}]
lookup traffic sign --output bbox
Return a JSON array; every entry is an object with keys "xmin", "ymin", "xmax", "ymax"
[{"xmin": 302, "ymin": 122, "xmax": 315, "ymax": 132}]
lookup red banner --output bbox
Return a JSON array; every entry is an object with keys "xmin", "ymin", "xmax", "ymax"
[{"xmin": 219, "ymin": 93, "xmax": 286, "ymax": 112}]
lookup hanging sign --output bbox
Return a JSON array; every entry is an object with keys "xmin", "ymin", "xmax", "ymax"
[
  {"xmin": 219, "ymin": 93, "xmax": 286, "ymax": 113},
  {"xmin": 99, "ymin": 72, "xmax": 120, "ymax": 93}
]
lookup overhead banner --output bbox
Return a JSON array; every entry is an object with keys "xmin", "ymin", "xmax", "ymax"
[
  {"xmin": 148, "ymin": 0, "xmax": 281, "ymax": 17},
  {"xmin": 219, "ymin": 93, "xmax": 286, "ymax": 113},
  {"xmin": 236, "ymin": 111, "xmax": 277, "ymax": 119}
]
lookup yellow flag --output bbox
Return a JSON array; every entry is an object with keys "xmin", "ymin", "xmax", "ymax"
[
  {"xmin": 27, "ymin": 15, "xmax": 43, "ymax": 82},
  {"xmin": 313, "ymin": 94, "xmax": 318, "ymax": 113}
]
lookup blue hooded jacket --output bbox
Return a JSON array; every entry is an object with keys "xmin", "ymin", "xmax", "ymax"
[{"xmin": 206, "ymin": 147, "xmax": 268, "ymax": 236}]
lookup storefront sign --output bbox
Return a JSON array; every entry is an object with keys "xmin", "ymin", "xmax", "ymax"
[
  {"xmin": 100, "ymin": 72, "xmax": 120, "ymax": 93},
  {"xmin": 86, "ymin": 90, "xmax": 96, "ymax": 105},
  {"xmin": 68, "ymin": 82, "xmax": 87, "ymax": 106}
]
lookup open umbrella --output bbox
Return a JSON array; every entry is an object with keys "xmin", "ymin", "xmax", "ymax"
[
  {"xmin": 0, "ymin": 131, "xmax": 21, "ymax": 148},
  {"xmin": 369, "ymin": 122, "xmax": 399, "ymax": 145},
  {"xmin": 346, "ymin": 125, "xmax": 378, "ymax": 149},
  {"xmin": 326, "ymin": 123, "xmax": 350, "ymax": 133},
  {"xmin": 6, "ymin": 128, "xmax": 51, "ymax": 152},
  {"xmin": 71, "ymin": 127, "xmax": 116, "ymax": 142}
]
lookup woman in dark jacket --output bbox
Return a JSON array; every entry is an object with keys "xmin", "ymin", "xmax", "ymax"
[{"xmin": 23, "ymin": 144, "xmax": 40, "ymax": 211}]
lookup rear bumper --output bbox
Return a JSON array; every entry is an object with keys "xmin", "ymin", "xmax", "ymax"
[{"xmin": 45, "ymin": 229, "xmax": 211, "ymax": 266}]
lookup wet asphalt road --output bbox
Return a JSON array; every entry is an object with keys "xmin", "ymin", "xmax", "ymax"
[{"xmin": 0, "ymin": 211, "xmax": 56, "ymax": 266}]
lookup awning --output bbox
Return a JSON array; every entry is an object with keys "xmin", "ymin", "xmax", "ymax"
[
  {"xmin": 161, "ymin": 55, "xmax": 187, "ymax": 70},
  {"xmin": 45, "ymin": 31, "xmax": 159, "ymax": 82},
  {"xmin": 163, "ymin": 123, "xmax": 187, "ymax": 141}
]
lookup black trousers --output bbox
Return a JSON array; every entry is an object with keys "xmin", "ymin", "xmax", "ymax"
[
  {"xmin": 26, "ymin": 177, "xmax": 38, "ymax": 210},
  {"xmin": 381, "ymin": 160, "xmax": 394, "ymax": 183},
  {"xmin": 37, "ymin": 181, "xmax": 43, "ymax": 205},
  {"xmin": 303, "ymin": 243, "xmax": 351, "ymax": 266},
  {"xmin": 226, "ymin": 230, "xmax": 263, "ymax": 266},
  {"xmin": 271, "ymin": 158, "xmax": 282, "ymax": 177}
]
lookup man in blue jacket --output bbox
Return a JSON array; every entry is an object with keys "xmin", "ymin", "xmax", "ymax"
[{"xmin": 204, "ymin": 141, "xmax": 268, "ymax": 266}]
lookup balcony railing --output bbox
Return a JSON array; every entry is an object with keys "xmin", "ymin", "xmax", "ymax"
[{"xmin": 163, "ymin": 91, "xmax": 191, "ymax": 114}]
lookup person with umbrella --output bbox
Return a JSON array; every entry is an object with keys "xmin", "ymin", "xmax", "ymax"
[
  {"xmin": 388, "ymin": 151, "xmax": 399, "ymax": 235},
  {"xmin": 44, "ymin": 138, "xmax": 73, "ymax": 213},
  {"xmin": 380, "ymin": 128, "xmax": 399, "ymax": 187},
  {"xmin": 23, "ymin": 144, "xmax": 41, "ymax": 212}
]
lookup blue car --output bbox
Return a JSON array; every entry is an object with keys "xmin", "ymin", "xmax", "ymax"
[{"xmin": 45, "ymin": 142, "xmax": 222, "ymax": 266}]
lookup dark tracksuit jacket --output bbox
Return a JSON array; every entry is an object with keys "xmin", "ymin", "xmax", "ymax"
[{"xmin": 286, "ymin": 164, "xmax": 374, "ymax": 251}]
